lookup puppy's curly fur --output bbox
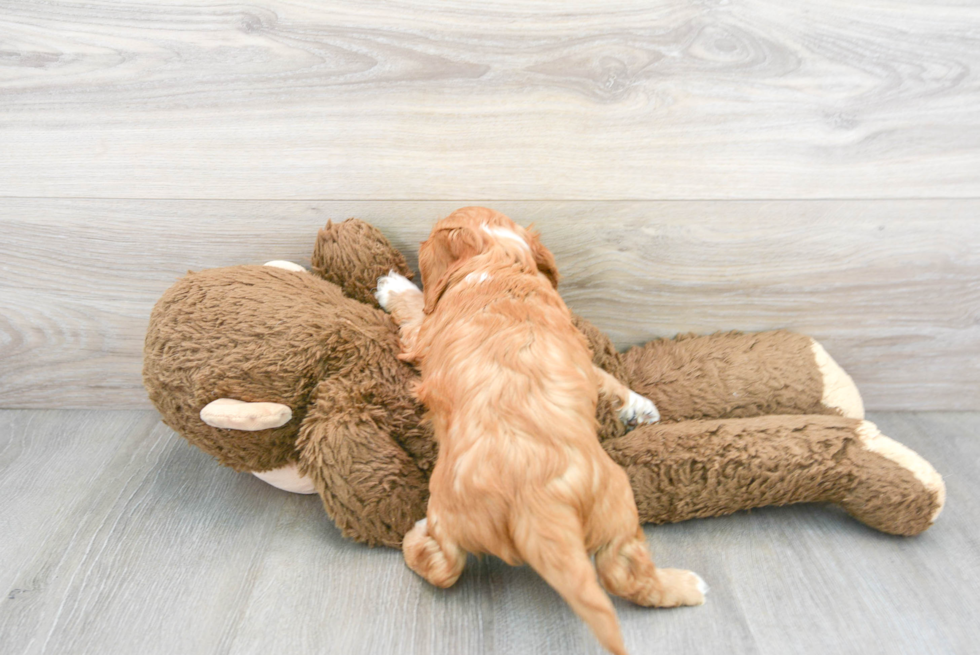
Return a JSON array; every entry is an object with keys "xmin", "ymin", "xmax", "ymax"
[{"xmin": 380, "ymin": 207, "xmax": 704, "ymax": 655}]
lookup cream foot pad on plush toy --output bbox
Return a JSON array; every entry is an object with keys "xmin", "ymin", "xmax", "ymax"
[
  {"xmin": 812, "ymin": 340, "xmax": 865, "ymax": 419},
  {"xmin": 251, "ymin": 462, "xmax": 317, "ymax": 495}
]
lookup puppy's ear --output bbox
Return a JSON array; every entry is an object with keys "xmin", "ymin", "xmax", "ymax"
[
  {"xmin": 526, "ymin": 228, "xmax": 559, "ymax": 289},
  {"xmin": 420, "ymin": 227, "xmax": 481, "ymax": 313}
]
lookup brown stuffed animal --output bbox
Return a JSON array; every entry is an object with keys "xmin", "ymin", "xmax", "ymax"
[{"xmin": 143, "ymin": 218, "xmax": 945, "ymax": 548}]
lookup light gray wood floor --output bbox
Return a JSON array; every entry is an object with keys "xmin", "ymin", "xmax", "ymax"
[{"xmin": 1, "ymin": 410, "xmax": 977, "ymax": 655}]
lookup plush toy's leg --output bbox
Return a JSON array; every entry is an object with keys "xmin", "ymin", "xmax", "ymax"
[
  {"xmin": 603, "ymin": 415, "xmax": 945, "ymax": 536},
  {"xmin": 622, "ymin": 331, "xmax": 864, "ymax": 422},
  {"xmin": 402, "ymin": 517, "xmax": 467, "ymax": 588},
  {"xmin": 296, "ymin": 379, "xmax": 429, "ymax": 548}
]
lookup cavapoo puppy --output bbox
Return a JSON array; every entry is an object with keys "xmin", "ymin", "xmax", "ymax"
[{"xmin": 376, "ymin": 207, "xmax": 705, "ymax": 655}]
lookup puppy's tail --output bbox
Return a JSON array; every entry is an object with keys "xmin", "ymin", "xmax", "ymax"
[{"xmin": 514, "ymin": 511, "xmax": 627, "ymax": 655}]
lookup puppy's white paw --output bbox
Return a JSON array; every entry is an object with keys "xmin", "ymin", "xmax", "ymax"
[
  {"xmin": 655, "ymin": 568, "xmax": 708, "ymax": 607},
  {"xmin": 620, "ymin": 391, "xmax": 660, "ymax": 428},
  {"xmin": 375, "ymin": 271, "xmax": 420, "ymax": 312}
]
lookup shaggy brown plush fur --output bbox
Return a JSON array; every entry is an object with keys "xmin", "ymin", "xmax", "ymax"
[
  {"xmin": 311, "ymin": 219, "xmax": 414, "ymax": 307},
  {"xmin": 624, "ymin": 330, "xmax": 831, "ymax": 421},
  {"xmin": 605, "ymin": 415, "xmax": 938, "ymax": 537},
  {"xmin": 143, "ymin": 217, "xmax": 945, "ymax": 547}
]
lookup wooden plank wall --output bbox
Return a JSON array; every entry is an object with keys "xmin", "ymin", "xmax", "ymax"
[{"xmin": 1, "ymin": 1, "xmax": 978, "ymax": 410}]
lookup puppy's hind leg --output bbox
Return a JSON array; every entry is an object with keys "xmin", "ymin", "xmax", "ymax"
[
  {"xmin": 403, "ymin": 517, "xmax": 466, "ymax": 588},
  {"xmin": 596, "ymin": 528, "xmax": 707, "ymax": 608}
]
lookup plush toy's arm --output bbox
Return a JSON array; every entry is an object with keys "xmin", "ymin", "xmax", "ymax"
[
  {"xmin": 310, "ymin": 219, "xmax": 415, "ymax": 307},
  {"xmin": 622, "ymin": 330, "xmax": 864, "ymax": 423},
  {"xmin": 603, "ymin": 415, "xmax": 944, "ymax": 536},
  {"xmin": 296, "ymin": 377, "xmax": 429, "ymax": 548}
]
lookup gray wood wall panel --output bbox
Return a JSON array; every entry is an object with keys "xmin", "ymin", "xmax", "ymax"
[
  {"xmin": 1, "ymin": 410, "xmax": 977, "ymax": 654},
  {"xmin": 1, "ymin": 0, "xmax": 978, "ymax": 200},
  {"xmin": 2, "ymin": 199, "xmax": 978, "ymax": 410}
]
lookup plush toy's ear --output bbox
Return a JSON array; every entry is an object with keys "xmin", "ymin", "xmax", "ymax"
[
  {"xmin": 419, "ymin": 226, "xmax": 482, "ymax": 313},
  {"xmin": 526, "ymin": 226, "xmax": 559, "ymax": 289}
]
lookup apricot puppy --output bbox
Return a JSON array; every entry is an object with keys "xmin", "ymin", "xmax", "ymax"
[{"xmin": 377, "ymin": 207, "xmax": 705, "ymax": 655}]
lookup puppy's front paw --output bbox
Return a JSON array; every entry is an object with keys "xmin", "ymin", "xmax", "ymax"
[
  {"xmin": 620, "ymin": 391, "xmax": 660, "ymax": 428},
  {"xmin": 375, "ymin": 271, "xmax": 420, "ymax": 312}
]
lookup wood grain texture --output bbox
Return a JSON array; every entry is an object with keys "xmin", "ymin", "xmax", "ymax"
[
  {"xmin": 1, "ymin": 0, "xmax": 979, "ymax": 199},
  {"xmin": 2, "ymin": 198, "xmax": 979, "ymax": 410},
  {"xmin": 1, "ymin": 409, "xmax": 978, "ymax": 654}
]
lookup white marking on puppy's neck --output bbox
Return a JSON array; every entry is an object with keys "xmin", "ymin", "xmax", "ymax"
[
  {"xmin": 464, "ymin": 271, "xmax": 493, "ymax": 284},
  {"xmin": 481, "ymin": 223, "xmax": 530, "ymax": 251}
]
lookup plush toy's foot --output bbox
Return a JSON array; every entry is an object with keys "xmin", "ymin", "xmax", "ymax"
[
  {"xmin": 252, "ymin": 462, "xmax": 317, "ymax": 494},
  {"xmin": 844, "ymin": 420, "xmax": 946, "ymax": 532},
  {"xmin": 811, "ymin": 339, "xmax": 864, "ymax": 419},
  {"xmin": 264, "ymin": 260, "xmax": 307, "ymax": 273},
  {"xmin": 200, "ymin": 398, "xmax": 293, "ymax": 431}
]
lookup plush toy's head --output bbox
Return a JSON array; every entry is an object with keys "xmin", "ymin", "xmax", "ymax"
[{"xmin": 142, "ymin": 264, "xmax": 413, "ymax": 472}]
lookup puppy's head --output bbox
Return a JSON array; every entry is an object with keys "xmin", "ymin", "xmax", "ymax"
[{"xmin": 418, "ymin": 207, "xmax": 559, "ymax": 313}]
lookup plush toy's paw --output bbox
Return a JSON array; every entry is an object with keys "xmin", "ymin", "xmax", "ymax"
[
  {"xmin": 252, "ymin": 462, "xmax": 317, "ymax": 495},
  {"xmin": 375, "ymin": 270, "xmax": 421, "ymax": 312},
  {"xmin": 200, "ymin": 398, "xmax": 293, "ymax": 431},
  {"xmin": 264, "ymin": 260, "xmax": 307, "ymax": 273},
  {"xmin": 855, "ymin": 420, "xmax": 946, "ymax": 526},
  {"xmin": 620, "ymin": 391, "xmax": 660, "ymax": 428},
  {"xmin": 811, "ymin": 339, "xmax": 865, "ymax": 419}
]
